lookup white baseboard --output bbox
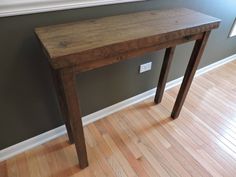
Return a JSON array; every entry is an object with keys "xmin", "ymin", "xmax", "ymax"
[
  {"xmin": 195, "ymin": 54, "xmax": 236, "ymax": 77},
  {"xmin": 1, "ymin": 54, "xmax": 235, "ymax": 162},
  {"xmin": 0, "ymin": 126, "xmax": 67, "ymax": 162}
]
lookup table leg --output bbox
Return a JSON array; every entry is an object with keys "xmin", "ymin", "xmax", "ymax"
[
  {"xmin": 52, "ymin": 69, "xmax": 74, "ymax": 144},
  {"xmin": 154, "ymin": 47, "xmax": 176, "ymax": 104},
  {"xmin": 171, "ymin": 31, "xmax": 211, "ymax": 119},
  {"xmin": 59, "ymin": 68, "xmax": 88, "ymax": 169}
]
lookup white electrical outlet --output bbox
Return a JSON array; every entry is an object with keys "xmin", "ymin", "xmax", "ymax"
[{"xmin": 139, "ymin": 62, "xmax": 152, "ymax": 73}]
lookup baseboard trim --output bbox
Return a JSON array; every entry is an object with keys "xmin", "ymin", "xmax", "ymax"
[
  {"xmin": 0, "ymin": 126, "xmax": 67, "ymax": 162},
  {"xmin": 1, "ymin": 54, "xmax": 235, "ymax": 161}
]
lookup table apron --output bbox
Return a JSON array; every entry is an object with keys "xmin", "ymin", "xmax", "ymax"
[{"xmin": 68, "ymin": 32, "xmax": 204, "ymax": 74}]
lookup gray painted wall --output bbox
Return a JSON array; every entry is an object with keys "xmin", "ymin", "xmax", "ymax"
[{"xmin": 0, "ymin": 0, "xmax": 236, "ymax": 149}]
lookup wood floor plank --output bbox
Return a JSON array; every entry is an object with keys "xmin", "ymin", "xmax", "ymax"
[
  {"xmin": 168, "ymin": 87, "xmax": 236, "ymax": 154},
  {"xmin": 87, "ymin": 124, "xmax": 128, "ymax": 177},
  {"xmin": 2, "ymin": 59, "xmax": 236, "ymax": 177},
  {"xmin": 136, "ymin": 102, "xmax": 212, "ymax": 177},
  {"xmin": 0, "ymin": 162, "xmax": 7, "ymax": 177},
  {"xmin": 108, "ymin": 113, "xmax": 162, "ymax": 177},
  {"xmin": 126, "ymin": 107, "xmax": 192, "ymax": 177},
  {"xmin": 98, "ymin": 119, "xmax": 150, "ymax": 177},
  {"xmin": 121, "ymin": 108, "xmax": 185, "ymax": 177},
  {"xmin": 119, "ymin": 111, "xmax": 174, "ymax": 177},
  {"xmin": 144, "ymin": 103, "xmax": 224, "ymax": 177},
  {"xmin": 160, "ymin": 95, "xmax": 236, "ymax": 176},
  {"xmin": 15, "ymin": 154, "xmax": 30, "ymax": 177},
  {"xmin": 84, "ymin": 127, "xmax": 117, "ymax": 177}
]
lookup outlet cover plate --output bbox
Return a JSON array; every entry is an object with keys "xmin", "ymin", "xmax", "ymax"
[{"xmin": 140, "ymin": 62, "xmax": 152, "ymax": 73}]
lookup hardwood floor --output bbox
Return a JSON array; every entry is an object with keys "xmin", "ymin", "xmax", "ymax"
[{"xmin": 1, "ymin": 59, "xmax": 236, "ymax": 177}]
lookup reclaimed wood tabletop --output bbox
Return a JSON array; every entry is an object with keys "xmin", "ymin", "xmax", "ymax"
[{"xmin": 35, "ymin": 8, "xmax": 220, "ymax": 70}]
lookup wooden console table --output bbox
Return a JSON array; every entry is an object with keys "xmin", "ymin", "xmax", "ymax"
[{"xmin": 35, "ymin": 8, "xmax": 220, "ymax": 168}]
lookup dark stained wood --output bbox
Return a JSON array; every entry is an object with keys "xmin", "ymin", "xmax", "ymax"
[
  {"xmin": 51, "ymin": 68, "xmax": 74, "ymax": 144},
  {"xmin": 36, "ymin": 33, "xmax": 75, "ymax": 144},
  {"xmin": 35, "ymin": 8, "xmax": 220, "ymax": 70},
  {"xmin": 35, "ymin": 8, "xmax": 221, "ymax": 168},
  {"xmin": 171, "ymin": 31, "xmax": 211, "ymax": 119},
  {"xmin": 73, "ymin": 34, "xmax": 202, "ymax": 73},
  {"xmin": 155, "ymin": 47, "xmax": 176, "ymax": 104},
  {"xmin": 59, "ymin": 68, "xmax": 88, "ymax": 169}
]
